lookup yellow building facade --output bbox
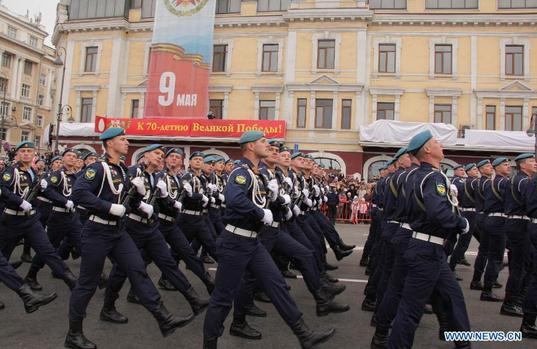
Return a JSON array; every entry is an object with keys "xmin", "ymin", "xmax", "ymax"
[
  {"xmin": 0, "ymin": 4, "xmax": 57, "ymax": 155},
  {"xmin": 53, "ymin": 0, "xmax": 537, "ymax": 177}
]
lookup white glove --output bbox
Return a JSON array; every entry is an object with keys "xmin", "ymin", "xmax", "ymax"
[
  {"xmin": 281, "ymin": 194, "xmax": 291, "ymax": 205},
  {"xmin": 267, "ymin": 179, "xmax": 279, "ymax": 193},
  {"xmin": 201, "ymin": 194, "xmax": 209, "ymax": 207},
  {"xmin": 292, "ymin": 205, "xmax": 300, "ymax": 217},
  {"xmin": 20, "ymin": 200, "xmax": 32, "ymax": 212},
  {"xmin": 39, "ymin": 178, "xmax": 48, "ymax": 191},
  {"xmin": 131, "ymin": 177, "xmax": 146, "ymax": 196},
  {"xmin": 284, "ymin": 177, "xmax": 293, "ymax": 188},
  {"xmin": 323, "ymin": 195, "xmax": 328, "ymax": 203},
  {"xmin": 284, "ymin": 207, "xmax": 293, "ymax": 221},
  {"xmin": 261, "ymin": 209, "xmax": 273, "ymax": 225},
  {"xmin": 450, "ymin": 184, "xmax": 459, "ymax": 197},
  {"xmin": 304, "ymin": 198, "xmax": 313, "ymax": 207},
  {"xmin": 461, "ymin": 218, "xmax": 470, "ymax": 235},
  {"xmin": 156, "ymin": 180, "xmax": 168, "ymax": 198},
  {"xmin": 174, "ymin": 200, "xmax": 183, "ymax": 211},
  {"xmin": 138, "ymin": 201, "xmax": 154, "ymax": 218},
  {"xmin": 210, "ymin": 196, "xmax": 215, "ymax": 204},
  {"xmin": 109, "ymin": 204, "xmax": 126, "ymax": 217},
  {"xmin": 183, "ymin": 182, "xmax": 193, "ymax": 197},
  {"xmin": 65, "ymin": 200, "xmax": 74, "ymax": 210},
  {"xmin": 302, "ymin": 188, "xmax": 309, "ymax": 198},
  {"xmin": 218, "ymin": 193, "xmax": 225, "ymax": 202},
  {"xmin": 207, "ymin": 183, "xmax": 217, "ymax": 194},
  {"xmin": 313, "ymin": 185, "xmax": 320, "ymax": 197}
]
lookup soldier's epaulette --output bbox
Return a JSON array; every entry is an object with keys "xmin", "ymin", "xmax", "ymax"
[{"xmin": 240, "ymin": 164, "xmax": 249, "ymax": 170}]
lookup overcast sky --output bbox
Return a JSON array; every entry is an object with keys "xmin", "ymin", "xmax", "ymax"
[{"xmin": 3, "ymin": 0, "xmax": 59, "ymax": 46}]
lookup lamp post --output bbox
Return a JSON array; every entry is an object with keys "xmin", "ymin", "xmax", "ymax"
[
  {"xmin": 527, "ymin": 114, "xmax": 537, "ymax": 156},
  {"xmin": 53, "ymin": 47, "xmax": 67, "ymax": 153},
  {"xmin": 0, "ymin": 76, "xmax": 6, "ymax": 148}
]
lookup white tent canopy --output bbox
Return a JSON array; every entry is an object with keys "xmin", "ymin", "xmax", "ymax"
[
  {"xmin": 465, "ymin": 129, "xmax": 534, "ymax": 151},
  {"xmin": 359, "ymin": 120, "xmax": 458, "ymax": 146}
]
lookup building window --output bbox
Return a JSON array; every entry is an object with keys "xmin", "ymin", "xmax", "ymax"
[
  {"xmin": 7, "ymin": 25, "xmax": 17, "ymax": 39},
  {"xmin": 142, "ymin": 0, "xmax": 156, "ymax": 17},
  {"xmin": 69, "ymin": 0, "xmax": 129, "ymax": 19},
  {"xmin": 297, "ymin": 98, "xmax": 307, "ymax": 128},
  {"xmin": 498, "ymin": 0, "xmax": 537, "ymax": 8},
  {"xmin": 34, "ymin": 135, "xmax": 41, "ymax": 147},
  {"xmin": 262, "ymin": 44, "xmax": 279, "ymax": 72},
  {"xmin": 377, "ymin": 102, "xmax": 395, "ymax": 120},
  {"xmin": 130, "ymin": 99, "xmax": 140, "ymax": 118},
  {"xmin": 209, "ymin": 99, "xmax": 223, "ymax": 119},
  {"xmin": 23, "ymin": 106, "xmax": 32, "ymax": 122},
  {"xmin": 258, "ymin": 0, "xmax": 289, "ymax": 11},
  {"xmin": 216, "ymin": 0, "xmax": 241, "ymax": 13},
  {"xmin": 37, "ymin": 95, "xmax": 44, "ymax": 106},
  {"xmin": 80, "ymin": 98, "xmax": 93, "ymax": 123},
  {"xmin": 0, "ymin": 102, "xmax": 9, "ymax": 118},
  {"xmin": 378, "ymin": 44, "xmax": 396, "ymax": 73},
  {"xmin": 370, "ymin": 0, "xmax": 407, "ymax": 9},
  {"xmin": 341, "ymin": 99, "xmax": 352, "ymax": 130},
  {"xmin": 485, "ymin": 105, "xmax": 496, "ymax": 130},
  {"xmin": 24, "ymin": 60, "xmax": 33, "ymax": 75},
  {"xmin": 317, "ymin": 40, "xmax": 335, "ymax": 70},
  {"xmin": 84, "ymin": 46, "xmax": 98, "ymax": 73},
  {"xmin": 0, "ymin": 78, "xmax": 7, "ymax": 94},
  {"xmin": 259, "ymin": 100, "xmax": 276, "ymax": 120},
  {"xmin": 434, "ymin": 44, "xmax": 452, "ymax": 75},
  {"xmin": 434, "ymin": 104, "xmax": 452, "ymax": 124},
  {"xmin": 315, "ymin": 99, "xmax": 333, "ymax": 129},
  {"xmin": 29, "ymin": 35, "xmax": 38, "ymax": 47},
  {"xmin": 212, "ymin": 45, "xmax": 227, "ymax": 72},
  {"xmin": 21, "ymin": 84, "xmax": 31, "ymax": 98},
  {"xmin": 505, "ymin": 45, "xmax": 524, "ymax": 76},
  {"xmin": 131, "ymin": 0, "xmax": 142, "ymax": 8},
  {"xmin": 21, "ymin": 131, "xmax": 30, "ymax": 142},
  {"xmin": 36, "ymin": 115, "xmax": 44, "ymax": 127},
  {"xmin": 505, "ymin": 106, "xmax": 522, "ymax": 131},
  {"xmin": 426, "ymin": 0, "xmax": 478, "ymax": 8},
  {"xmin": 39, "ymin": 73, "xmax": 47, "ymax": 86},
  {"xmin": 1, "ymin": 52, "xmax": 12, "ymax": 68},
  {"xmin": 0, "ymin": 128, "xmax": 6, "ymax": 141}
]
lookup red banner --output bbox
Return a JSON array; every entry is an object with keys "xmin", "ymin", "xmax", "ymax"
[{"xmin": 95, "ymin": 116, "xmax": 286, "ymax": 139}]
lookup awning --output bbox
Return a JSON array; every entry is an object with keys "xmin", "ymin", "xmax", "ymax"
[{"xmin": 359, "ymin": 120, "xmax": 458, "ymax": 146}]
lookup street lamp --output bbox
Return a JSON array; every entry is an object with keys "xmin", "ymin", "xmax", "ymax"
[
  {"xmin": 0, "ymin": 75, "xmax": 7, "ymax": 153},
  {"xmin": 526, "ymin": 114, "xmax": 537, "ymax": 156},
  {"xmin": 53, "ymin": 47, "xmax": 67, "ymax": 153}
]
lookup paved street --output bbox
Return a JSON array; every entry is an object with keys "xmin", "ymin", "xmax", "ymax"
[{"xmin": 0, "ymin": 224, "xmax": 530, "ymax": 349}]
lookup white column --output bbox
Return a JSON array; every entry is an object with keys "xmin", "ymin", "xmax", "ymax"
[
  {"xmin": 331, "ymin": 92, "xmax": 338, "ymax": 129},
  {"xmin": 62, "ymin": 40, "xmax": 75, "ymax": 107},
  {"xmin": 429, "ymin": 96, "xmax": 435, "ymax": 123},
  {"xmin": 284, "ymin": 31, "xmax": 297, "ymax": 83},
  {"xmin": 285, "ymin": 90, "xmax": 293, "ymax": 125},
  {"xmin": 356, "ymin": 91, "xmax": 364, "ymax": 130},
  {"xmin": 11, "ymin": 57, "xmax": 22, "ymax": 99},
  {"xmin": 371, "ymin": 94, "xmax": 378, "ymax": 122},
  {"xmin": 75, "ymin": 91, "xmax": 81, "ymax": 122},
  {"xmin": 470, "ymin": 36, "xmax": 477, "ymax": 128},
  {"xmin": 499, "ymin": 99, "xmax": 506, "ymax": 130},
  {"xmin": 107, "ymin": 36, "xmax": 124, "ymax": 116},
  {"xmin": 523, "ymin": 99, "xmax": 530, "ymax": 131},
  {"xmin": 476, "ymin": 97, "xmax": 483, "ymax": 130},
  {"xmin": 356, "ymin": 30, "xmax": 367, "ymax": 84},
  {"xmin": 140, "ymin": 94, "xmax": 145, "ymax": 118},
  {"xmin": 452, "ymin": 96, "xmax": 458, "ymax": 127},
  {"xmin": 309, "ymin": 91, "xmax": 316, "ymax": 129},
  {"xmin": 394, "ymin": 95, "xmax": 401, "ymax": 121},
  {"xmin": 121, "ymin": 93, "xmax": 127, "ymax": 117},
  {"xmin": 254, "ymin": 92, "xmax": 260, "ymax": 119},
  {"xmin": 275, "ymin": 93, "xmax": 281, "ymax": 120},
  {"xmin": 223, "ymin": 92, "xmax": 229, "ymax": 119},
  {"xmin": 92, "ymin": 91, "xmax": 97, "ymax": 122}
]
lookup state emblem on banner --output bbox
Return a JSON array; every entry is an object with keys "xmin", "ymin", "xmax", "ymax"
[{"xmin": 165, "ymin": 0, "xmax": 208, "ymax": 16}]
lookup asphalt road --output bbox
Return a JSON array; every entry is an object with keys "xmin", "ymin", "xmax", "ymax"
[{"xmin": 0, "ymin": 224, "xmax": 531, "ymax": 349}]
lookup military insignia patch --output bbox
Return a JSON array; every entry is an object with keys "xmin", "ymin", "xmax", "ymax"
[
  {"xmin": 85, "ymin": 168, "xmax": 96, "ymax": 180},
  {"xmin": 235, "ymin": 175, "xmax": 246, "ymax": 185},
  {"xmin": 436, "ymin": 184, "xmax": 446, "ymax": 196},
  {"xmin": 50, "ymin": 176, "xmax": 59, "ymax": 184},
  {"xmin": 2, "ymin": 173, "xmax": 11, "ymax": 182}
]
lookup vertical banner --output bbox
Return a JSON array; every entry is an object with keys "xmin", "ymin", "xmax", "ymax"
[{"xmin": 144, "ymin": 0, "xmax": 216, "ymax": 118}]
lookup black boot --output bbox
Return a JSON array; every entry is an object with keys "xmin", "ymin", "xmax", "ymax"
[
  {"xmin": 203, "ymin": 337, "xmax": 217, "ymax": 349},
  {"xmin": 370, "ymin": 314, "xmax": 377, "ymax": 327},
  {"xmin": 321, "ymin": 281, "xmax": 346, "ymax": 298},
  {"xmin": 0, "ymin": 300, "xmax": 4, "ymax": 310},
  {"xmin": 361, "ymin": 297, "xmax": 376, "ymax": 312},
  {"xmin": 470, "ymin": 280, "xmax": 483, "ymax": 290},
  {"xmin": 100, "ymin": 305, "xmax": 128, "ymax": 324},
  {"xmin": 126, "ymin": 289, "xmax": 141, "ymax": 304},
  {"xmin": 153, "ymin": 303, "xmax": 194, "ymax": 337},
  {"xmin": 98, "ymin": 273, "xmax": 108, "ymax": 290},
  {"xmin": 283, "ymin": 269, "xmax": 299, "ymax": 278},
  {"xmin": 181, "ymin": 287, "xmax": 209, "ymax": 315},
  {"xmin": 500, "ymin": 301, "xmax": 523, "ymax": 317},
  {"xmin": 324, "ymin": 262, "xmax": 338, "ymax": 271},
  {"xmin": 359, "ymin": 257, "xmax": 369, "ymax": 267},
  {"xmin": 492, "ymin": 281, "xmax": 503, "ymax": 288},
  {"xmin": 63, "ymin": 270, "xmax": 78, "ymax": 290},
  {"xmin": 314, "ymin": 289, "xmax": 350, "ymax": 316},
  {"xmin": 521, "ymin": 313, "xmax": 537, "ymax": 339},
  {"xmin": 334, "ymin": 246, "xmax": 353, "ymax": 261},
  {"xmin": 64, "ymin": 320, "xmax": 97, "ymax": 349},
  {"xmin": 371, "ymin": 325, "xmax": 389, "ymax": 349},
  {"xmin": 480, "ymin": 288, "xmax": 503, "ymax": 302},
  {"xmin": 435, "ymin": 307, "xmax": 449, "ymax": 341},
  {"xmin": 254, "ymin": 291, "xmax": 271, "ymax": 303},
  {"xmin": 202, "ymin": 272, "xmax": 215, "ymax": 294},
  {"xmin": 291, "ymin": 317, "xmax": 335, "ymax": 349},
  {"xmin": 454, "ymin": 341, "xmax": 472, "ymax": 349},
  {"xmin": 230, "ymin": 315, "xmax": 262, "ymax": 340},
  {"xmin": 17, "ymin": 284, "xmax": 57, "ymax": 314},
  {"xmin": 244, "ymin": 302, "xmax": 267, "ymax": 317},
  {"xmin": 21, "ymin": 245, "xmax": 32, "ymax": 263},
  {"xmin": 24, "ymin": 275, "xmax": 43, "ymax": 291},
  {"xmin": 321, "ymin": 272, "xmax": 339, "ymax": 283},
  {"xmin": 457, "ymin": 257, "xmax": 471, "ymax": 266},
  {"xmin": 202, "ymin": 255, "xmax": 215, "ymax": 264},
  {"xmin": 339, "ymin": 243, "xmax": 356, "ymax": 251},
  {"xmin": 158, "ymin": 276, "xmax": 177, "ymax": 291}
]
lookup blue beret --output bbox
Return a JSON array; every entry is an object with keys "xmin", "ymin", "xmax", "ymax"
[
  {"xmin": 15, "ymin": 141, "xmax": 35, "ymax": 151},
  {"xmin": 477, "ymin": 159, "xmax": 490, "ymax": 168},
  {"xmin": 61, "ymin": 148, "xmax": 78, "ymax": 157},
  {"xmin": 165, "ymin": 148, "xmax": 184, "ymax": 158},
  {"xmin": 239, "ymin": 130, "xmax": 265, "ymax": 144},
  {"xmin": 394, "ymin": 147, "xmax": 408, "ymax": 161},
  {"xmin": 492, "ymin": 157, "xmax": 509, "ymax": 167},
  {"xmin": 225, "ymin": 159, "xmax": 233, "ymax": 164},
  {"xmin": 514, "ymin": 153, "xmax": 535, "ymax": 162},
  {"xmin": 407, "ymin": 130, "xmax": 433, "ymax": 155},
  {"xmin": 453, "ymin": 164, "xmax": 463, "ymax": 170},
  {"xmin": 140, "ymin": 144, "xmax": 163, "ymax": 157},
  {"xmin": 464, "ymin": 163, "xmax": 476, "ymax": 172},
  {"xmin": 213, "ymin": 156, "xmax": 225, "ymax": 163},
  {"xmin": 50, "ymin": 155, "xmax": 61, "ymax": 163},
  {"xmin": 99, "ymin": 127, "xmax": 125, "ymax": 141},
  {"xmin": 204, "ymin": 155, "xmax": 216, "ymax": 164},
  {"xmin": 386, "ymin": 158, "xmax": 396, "ymax": 167},
  {"xmin": 291, "ymin": 152, "xmax": 305, "ymax": 160},
  {"xmin": 268, "ymin": 139, "xmax": 283, "ymax": 148},
  {"xmin": 82, "ymin": 152, "xmax": 97, "ymax": 161},
  {"xmin": 233, "ymin": 160, "xmax": 241, "ymax": 165},
  {"xmin": 280, "ymin": 145, "xmax": 291, "ymax": 153},
  {"xmin": 189, "ymin": 151, "xmax": 205, "ymax": 160}
]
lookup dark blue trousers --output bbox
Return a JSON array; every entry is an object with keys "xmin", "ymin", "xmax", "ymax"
[
  {"xmin": 449, "ymin": 211, "xmax": 476, "ymax": 270},
  {"xmin": 523, "ymin": 223, "xmax": 537, "ymax": 315},
  {"xmin": 0, "ymin": 249, "xmax": 23, "ymax": 291},
  {"xmin": 69, "ymin": 221, "xmax": 161, "ymax": 322},
  {"xmin": 282, "ymin": 219, "xmax": 325, "ymax": 273},
  {"xmin": 178, "ymin": 213, "xmax": 218, "ymax": 261},
  {"xmin": 296, "ymin": 215, "xmax": 327, "ymax": 269},
  {"xmin": 304, "ymin": 213, "xmax": 328, "ymax": 255},
  {"xmin": 483, "ymin": 216, "xmax": 507, "ymax": 289},
  {"xmin": 203, "ymin": 230, "xmax": 302, "ymax": 338},
  {"xmin": 312, "ymin": 211, "xmax": 342, "ymax": 250},
  {"xmin": 375, "ymin": 222, "xmax": 401, "ymax": 305},
  {"xmin": 363, "ymin": 208, "xmax": 381, "ymax": 261},
  {"xmin": 505, "ymin": 219, "xmax": 531, "ymax": 303},
  {"xmin": 389, "ymin": 239, "xmax": 470, "ymax": 349},
  {"xmin": 208, "ymin": 207, "xmax": 225, "ymax": 237},
  {"xmin": 472, "ymin": 213, "xmax": 488, "ymax": 282}
]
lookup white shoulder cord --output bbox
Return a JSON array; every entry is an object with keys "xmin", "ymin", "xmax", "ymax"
[
  {"xmin": 100, "ymin": 162, "xmax": 124, "ymax": 201},
  {"xmin": 13, "ymin": 168, "xmax": 29, "ymax": 197},
  {"xmin": 166, "ymin": 174, "xmax": 178, "ymax": 200},
  {"xmin": 440, "ymin": 171, "xmax": 459, "ymax": 207},
  {"xmin": 247, "ymin": 168, "xmax": 267, "ymax": 209},
  {"xmin": 61, "ymin": 171, "xmax": 72, "ymax": 197}
]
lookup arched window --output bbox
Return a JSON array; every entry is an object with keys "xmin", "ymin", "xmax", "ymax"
[
  {"xmin": 73, "ymin": 144, "xmax": 97, "ymax": 160},
  {"xmin": 200, "ymin": 148, "xmax": 229, "ymax": 161},
  {"xmin": 363, "ymin": 155, "xmax": 391, "ymax": 182},
  {"xmin": 440, "ymin": 158, "xmax": 459, "ymax": 177},
  {"xmin": 307, "ymin": 152, "xmax": 347, "ymax": 175}
]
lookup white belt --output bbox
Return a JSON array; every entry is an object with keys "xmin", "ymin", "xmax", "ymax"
[
  {"xmin": 89, "ymin": 215, "xmax": 117, "ymax": 226},
  {"xmin": 460, "ymin": 208, "xmax": 476, "ymax": 212},
  {"xmin": 401, "ymin": 223, "xmax": 412, "ymax": 230},
  {"xmin": 488, "ymin": 212, "xmax": 507, "ymax": 218},
  {"xmin": 52, "ymin": 206, "xmax": 74, "ymax": 213},
  {"xmin": 127, "ymin": 213, "xmax": 151, "ymax": 224},
  {"xmin": 4, "ymin": 208, "xmax": 36, "ymax": 216},
  {"xmin": 182, "ymin": 209, "xmax": 202, "ymax": 216},
  {"xmin": 37, "ymin": 196, "xmax": 51, "ymax": 203},
  {"xmin": 210, "ymin": 204, "xmax": 221, "ymax": 209},
  {"xmin": 270, "ymin": 221, "xmax": 279, "ymax": 228},
  {"xmin": 221, "ymin": 204, "xmax": 226, "ymax": 208},
  {"xmin": 311, "ymin": 207, "xmax": 318, "ymax": 211},
  {"xmin": 158, "ymin": 213, "xmax": 175, "ymax": 222},
  {"xmin": 77, "ymin": 205, "xmax": 87, "ymax": 211},
  {"xmin": 531, "ymin": 218, "xmax": 537, "ymax": 224},
  {"xmin": 508, "ymin": 215, "xmax": 529, "ymax": 221},
  {"xmin": 202, "ymin": 209, "xmax": 209, "ymax": 214},
  {"xmin": 387, "ymin": 220, "xmax": 401, "ymax": 225},
  {"xmin": 412, "ymin": 232, "xmax": 445, "ymax": 246},
  {"xmin": 372, "ymin": 204, "xmax": 378, "ymax": 208},
  {"xmin": 225, "ymin": 224, "xmax": 257, "ymax": 238}
]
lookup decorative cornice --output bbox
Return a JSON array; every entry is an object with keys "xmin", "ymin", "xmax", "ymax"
[
  {"xmin": 209, "ymin": 85, "xmax": 233, "ymax": 93},
  {"xmin": 287, "ymin": 82, "xmax": 363, "ymax": 93},
  {"xmin": 475, "ymin": 89, "xmax": 537, "ymax": 99},
  {"xmin": 284, "ymin": 8, "xmax": 373, "ymax": 22},
  {"xmin": 74, "ymin": 85, "xmax": 101, "ymax": 92},
  {"xmin": 426, "ymin": 88, "xmax": 462, "ymax": 97},
  {"xmin": 215, "ymin": 15, "xmax": 285, "ymax": 28},
  {"xmin": 252, "ymin": 85, "xmax": 283, "ymax": 93},
  {"xmin": 369, "ymin": 88, "xmax": 404, "ymax": 96},
  {"xmin": 371, "ymin": 13, "xmax": 537, "ymax": 26}
]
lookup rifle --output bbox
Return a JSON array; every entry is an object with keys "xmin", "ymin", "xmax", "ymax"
[{"xmin": 25, "ymin": 172, "xmax": 47, "ymax": 203}]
